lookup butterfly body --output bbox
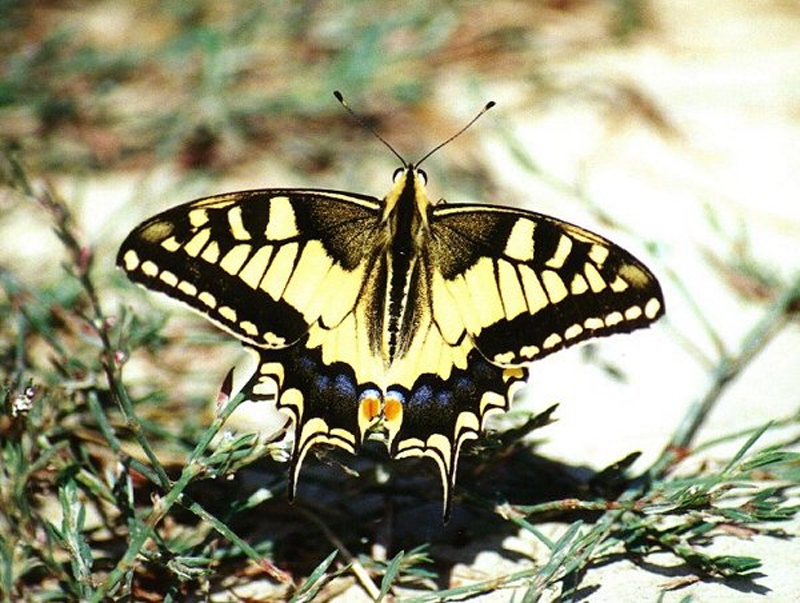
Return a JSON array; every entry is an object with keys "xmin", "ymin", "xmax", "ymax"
[{"xmin": 118, "ymin": 162, "xmax": 664, "ymax": 518}]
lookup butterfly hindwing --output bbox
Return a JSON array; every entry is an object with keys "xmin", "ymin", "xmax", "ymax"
[
  {"xmin": 389, "ymin": 352, "xmax": 528, "ymax": 515},
  {"xmin": 246, "ymin": 337, "xmax": 364, "ymax": 501}
]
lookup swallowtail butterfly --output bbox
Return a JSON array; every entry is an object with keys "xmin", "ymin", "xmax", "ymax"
[{"xmin": 118, "ymin": 97, "xmax": 664, "ymax": 518}]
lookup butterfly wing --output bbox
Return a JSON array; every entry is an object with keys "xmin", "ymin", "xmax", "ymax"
[
  {"xmin": 117, "ymin": 189, "xmax": 383, "ymax": 348},
  {"xmin": 380, "ymin": 204, "xmax": 664, "ymax": 515},
  {"xmin": 119, "ymin": 188, "xmax": 391, "ymax": 500},
  {"xmin": 429, "ymin": 205, "xmax": 665, "ymax": 365}
]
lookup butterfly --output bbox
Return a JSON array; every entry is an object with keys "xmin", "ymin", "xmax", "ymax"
[{"xmin": 118, "ymin": 97, "xmax": 664, "ymax": 519}]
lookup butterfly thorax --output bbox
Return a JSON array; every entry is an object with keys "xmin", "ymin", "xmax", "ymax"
[{"xmin": 376, "ymin": 166, "xmax": 432, "ymax": 364}]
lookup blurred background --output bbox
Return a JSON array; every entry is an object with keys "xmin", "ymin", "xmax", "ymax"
[{"xmin": 1, "ymin": 1, "xmax": 798, "ymax": 600}]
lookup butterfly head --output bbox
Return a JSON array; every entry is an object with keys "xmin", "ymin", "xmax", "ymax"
[
  {"xmin": 384, "ymin": 97, "xmax": 495, "ymax": 220},
  {"xmin": 382, "ymin": 164, "xmax": 434, "ymax": 229}
]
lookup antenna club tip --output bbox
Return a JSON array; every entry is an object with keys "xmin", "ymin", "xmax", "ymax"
[
  {"xmin": 486, "ymin": 101, "xmax": 496, "ymax": 110},
  {"xmin": 333, "ymin": 90, "xmax": 344, "ymax": 103}
]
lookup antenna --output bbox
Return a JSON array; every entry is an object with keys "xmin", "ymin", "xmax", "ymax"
[
  {"xmin": 334, "ymin": 91, "xmax": 406, "ymax": 165},
  {"xmin": 415, "ymin": 101, "xmax": 495, "ymax": 168},
  {"xmin": 334, "ymin": 91, "xmax": 495, "ymax": 168}
]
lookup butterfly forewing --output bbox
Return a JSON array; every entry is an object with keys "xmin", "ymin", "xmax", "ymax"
[
  {"xmin": 117, "ymin": 190, "xmax": 383, "ymax": 349},
  {"xmin": 429, "ymin": 206, "xmax": 664, "ymax": 366}
]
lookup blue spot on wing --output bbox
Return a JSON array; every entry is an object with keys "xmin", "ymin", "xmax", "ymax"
[
  {"xmin": 389, "ymin": 351, "xmax": 526, "ymax": 451},
  {"xmin": 248, "ymin": 338, "xmax": 363, "ymax": 446},
  {"xmin": 408, "ymin": 384, "xmax": 434, "ymax": 407},
  {"xmin": 334, "ymin": 373, "xmax": 357, "ymax": 399}
]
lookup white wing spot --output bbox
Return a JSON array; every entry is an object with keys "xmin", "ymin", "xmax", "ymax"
[
  {"xmin": 266, "ymin": 196, "xmax": 299, "ymax": 240},
  {"xmin": 263, "ymin": 332, "xmax": 286, "ymax": 346},
  {"xmin": 645, "ymin": 297, "xmax": 662, "ymax": 319},
  {"xmin": 122, "ymin": 250, "xmax": 140, "ymax": 271},
  {"xmin": 570, "ymin": 274, "xmax": 589, "ymax": 295},
  {"xmin": 178, "ymin": 281, "xmax": 197, "ymax": 297},
  {"xmin": 161, "ymin": 236, "xmax": 181, "ymax": 252},
  {"xmin": 605, "ymin": 311, "xmax": 623, "ymax": 327},
  {"xmin": 519, "ymin": 265, "xmax": 548, "ymax": 313},
  {"xmin": 625, "ymin": 305, "xmax": 642, "ymax": 320},
  {"xmin": 493, "ymin": 351, "xmax": 515, "ymax": 364},
  {"xmin": 610, "ymin": 275, "xmax": 629, "ymax": 292},
  {"xmin": 497, "ymin": 260, "xmax": 527, "ymax": 320},
  {"xmin": 589, "ymin": 244, "xmax": 609, "ymax": 266},
  {"xmin": 219, "ymin": 244, "xmax": 252, "ymax": 275},
  {"xmin": 521, "ymin": 344, "xmax": 540, "ymax": 358},
  {"xmin": 564, "ymin": 323, "xmax": 583, "ymax": 340},
  {"xmin": 584, "ymin": 263, "xmax": 606, "ymax": 292},
  {"xmin": 200, "ymin": 240, "xmax": 220, "ymax": 264},
  {"xmin": 239, "ymin": 320, "xmax": 258, "ymax": 336},
  {"xmin": 261, "ymin": 243, "xmax": 298, "ymax": 300},
  {"xmin": 543, "ymin": 333, "xmax": 562, "ymax": 350},
  {"xmin": 228, "ymin": 206, "xmax": 251, "ymax": 241},
  {"xmin": 479, "ymin": 392, "xmax": 506, "ymax": 417},
  {"xmin": 541, "ymin": 270, "xmax": 568, "ymax": 304},
  {"xmin": 218, "ymin": 306, "xmax": 237, "ymax": 322},
  {"xmin": 584, "ymin": 317, "xmax": 604, "ymax": 330},
  {"xmin": 142, "ymin": 261, "xmax": 158, "ymax": 277},
  {"xmin": 183, "ymin": 228, "xmax": 210, "ymax": 257},
  {"xmin": 239, "ymin": 245, "xmax": 274, "ymax": 289},
  {"xmin": 159, "ymin": 271, "xmax": 178, "ymax": 287},
  {"xmin": 189, "ymin": 209, "xmax": 209, "ymax": 228},
  {"xmin": 198, "ymin": 291, "xmax": 217, "ymax": 308}
]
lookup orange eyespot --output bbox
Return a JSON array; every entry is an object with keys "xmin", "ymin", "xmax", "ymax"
[
  {"xmin": 359, "ymin": 392, "xmax": 381, "ymax": 422},
  {"xmin": 384, "ymin": 396, "xmax": 403, "ymax": 423}
]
